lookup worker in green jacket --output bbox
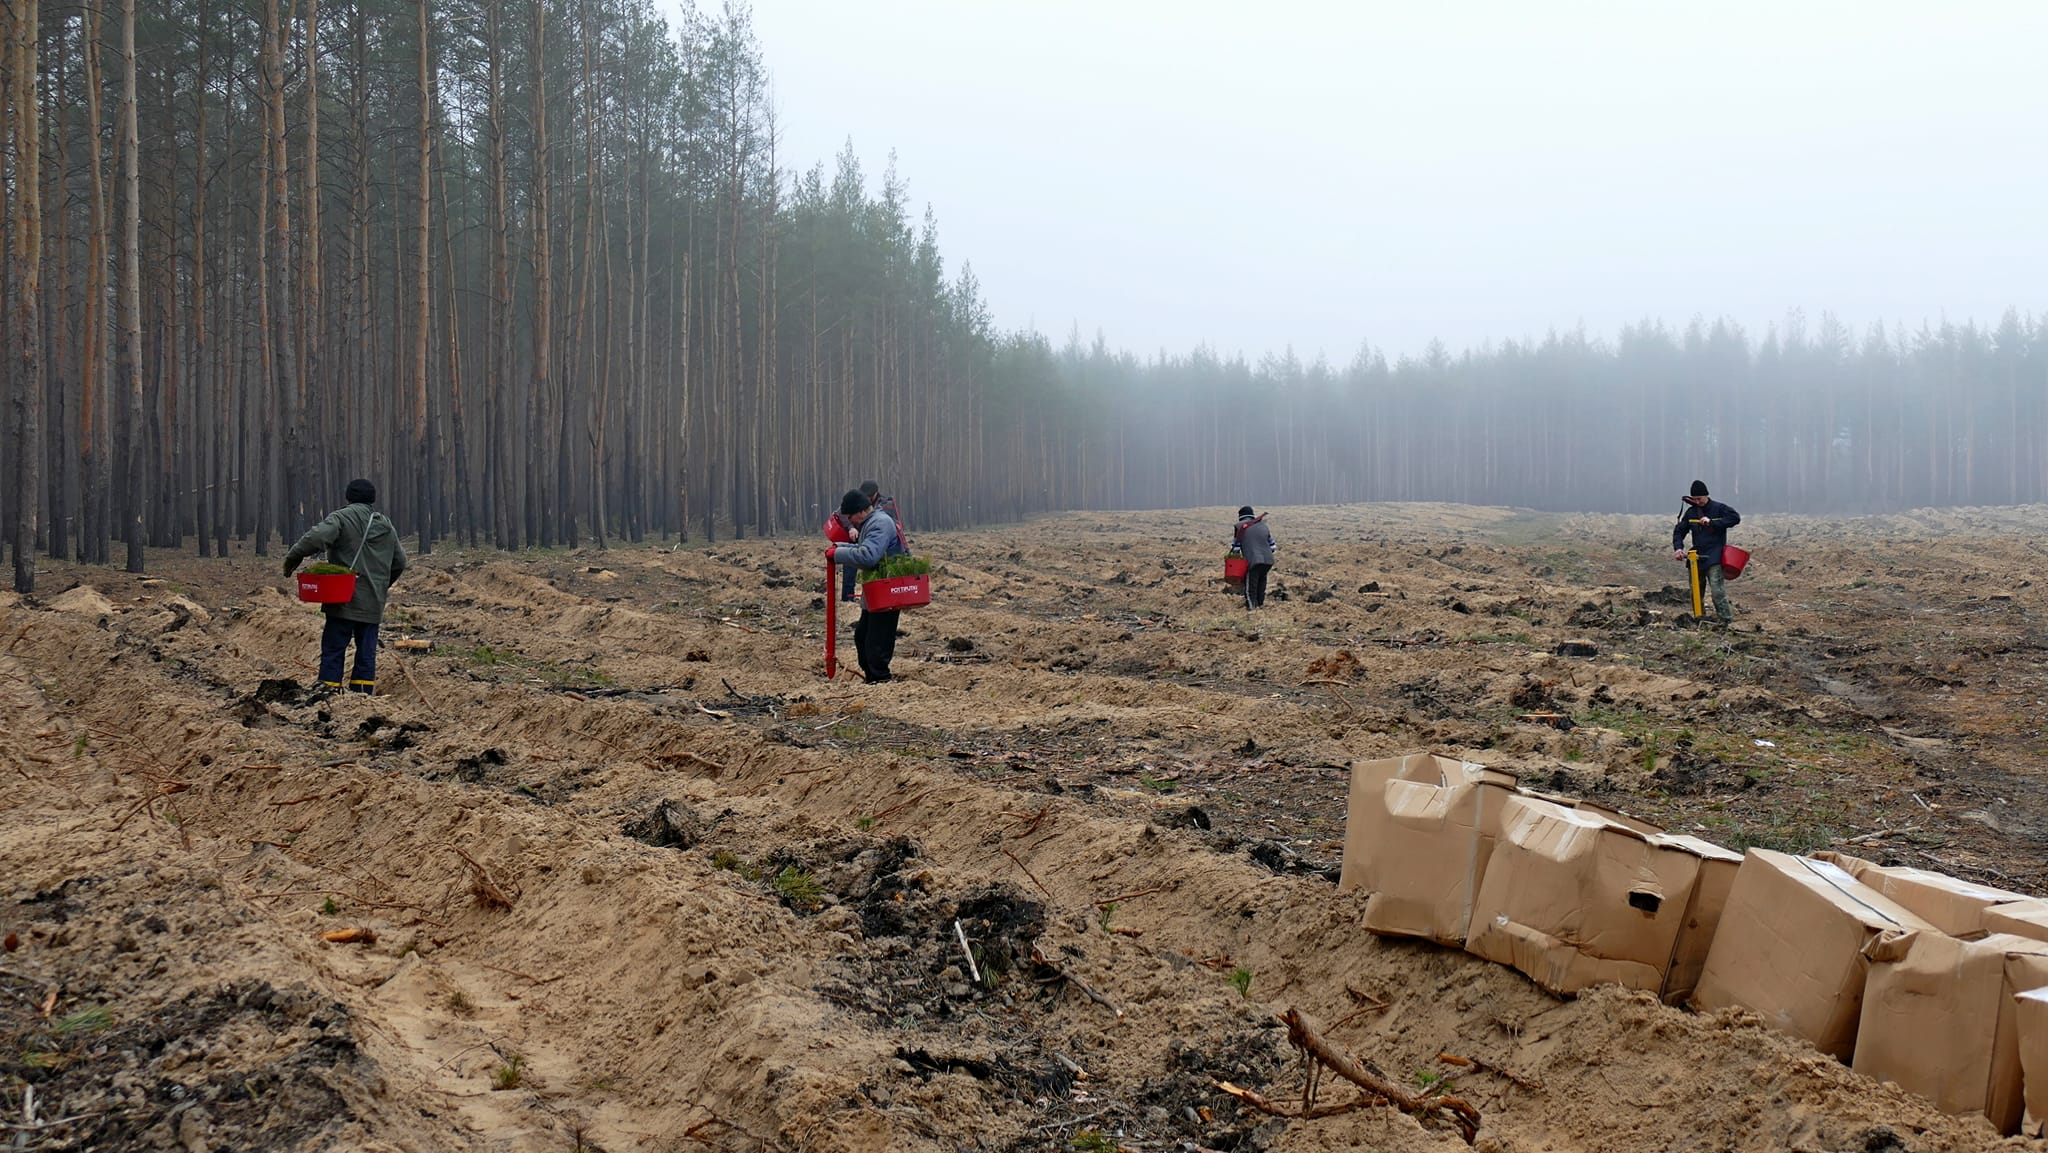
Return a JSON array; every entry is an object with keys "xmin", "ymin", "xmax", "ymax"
[{"xmin": 283, "ymin": 478, "xmax": 408, "ymax": 695}]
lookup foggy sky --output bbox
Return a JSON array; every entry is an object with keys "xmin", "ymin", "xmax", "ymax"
[{"xmin": 722, "ymin": 1, "xmax": 2048, "ymax": 361}]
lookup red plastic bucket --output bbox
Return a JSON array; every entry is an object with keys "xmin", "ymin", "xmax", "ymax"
[
  {"xmin": 1720, "ymin": 546, "xmax": 1750, "ymax": 581},
  {"xmin": 296, "ymin": 572, "xmax": 358, "ymax": 604},
  {"xmin": 861, "ymin": 574, "xmax": 930, "ymax": 611},
  {"xmin": 823, "ymin": 515, "xmax": 853, "ymax": 544},
  {"xmin": 1224, "ymin": 555, "xmax": 1249, "ymax": 580}
]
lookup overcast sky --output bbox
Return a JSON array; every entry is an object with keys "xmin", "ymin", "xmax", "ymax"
[{"xmin": 717, "ymin": 1, "xmax": 2047, "ymax": 361}]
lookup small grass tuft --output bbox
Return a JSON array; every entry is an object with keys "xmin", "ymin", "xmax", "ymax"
[
  {"xmin": 51, "ymin": 1006, "xmax": 112, "ymax": 1036},
  {"xmin": 1071, "ymin": 1131, "xmax": 1117, "ymax": 1153},
  {"xmin": 446, "ymin": 991, "xmax": 477, "ymax": 1018}
]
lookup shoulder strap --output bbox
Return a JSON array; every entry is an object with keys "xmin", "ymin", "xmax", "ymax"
[{"xmin": 347, "ymin": 511, "xmax": 381, "ymax": 574}]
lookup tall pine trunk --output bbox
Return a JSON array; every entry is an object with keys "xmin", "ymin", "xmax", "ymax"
[
  {"xmin": 413, "ymin": 0, "xmax": 433, "ymax": 553},
  {"xmin": 8, "ymin": 0, "xmax": 41, "ymax": 592},
  {"xmin": 266, "ymin": 0, "xmax": 300, "ymax": 540},
  {"xmin": 117, "ymin": 0, "xmax": 142, "ymax": 573},
  {"xmin": 525, "ymin": 0, "xmax": 552, "ymax": 547}
]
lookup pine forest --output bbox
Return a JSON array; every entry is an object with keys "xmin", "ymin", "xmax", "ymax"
[{"xmin": 4, "ymin": 0, "xmax": 2048, "ymax": 596}]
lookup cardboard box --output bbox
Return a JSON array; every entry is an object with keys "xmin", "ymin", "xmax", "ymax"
[
  {"xmin": 1986, "ymin": 900, "xmax": 2048, "ymax": 944},
  {"xmin": 1814, "ymin": 852, "xmax": 2028, "ymax": 938},
  {"xmin": 1652, "ymin": 832, "xmax": 1743, "ymax": 1005},
  {"xmin": 2016, "ymin": 970, "xmax": 2048, "ymax": 1137},
  {"xmin": 1691, "ymin": 851, "xmax": 1936, "ymax": 1060},
  {"xmin": 1338, "ymin": 753, "xmax": 1519, "ymax": 945},
  {"xmin": 1854, "ymin": 932, "xmax": 2048, "ymax": 1132},
  {"xmin": 1465, "ymin": 794, "xmax": 1741, "ymax": 997}
]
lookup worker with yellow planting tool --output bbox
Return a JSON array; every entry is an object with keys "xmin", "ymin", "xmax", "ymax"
[{"xmin": 1671, "ymin": 480, "xmax": 1741, "ymax": 626}]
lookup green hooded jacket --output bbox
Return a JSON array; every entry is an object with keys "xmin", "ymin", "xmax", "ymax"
[{"xmin": 284, "ymin": 503, "xmax": 409, "ymax": 624}]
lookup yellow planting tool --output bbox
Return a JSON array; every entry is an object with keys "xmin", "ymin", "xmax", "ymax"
[{"xmin": 1687, "ymin": 549, "xmax": 1704, "ymax": 619}]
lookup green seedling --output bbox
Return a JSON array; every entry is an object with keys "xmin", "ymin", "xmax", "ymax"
[
  {"xmin": 1414, "ymin": 1068, "xmax": 1453, "ymax": 1092},
  {"xmin": 710, "ymin": 849, "xmax": 740, "ymax": 872},
  {"xmin": 1228, "ymin": 967, "xmax": 1253, "ymax": 999},
  {"xmin": 320, "ymin": 897, "xmax": 339, "ymax": 916},
  {"xmin": 492, "ymin": 1053, "xmax": 524, "ymax": 1090},
  {"xmin": 72, "ymin": 733, "xmax": 88, "ymax": 758},
  {"xmin": 1097, "ymin": 902, "xmax": 1118, "ymax": 932},
  {"xmin": 855, "ymin": 817, "xmax": 875, "ymax": 832},
  {"xmin": 1071, "ymin": 1131, "xmax": 1117, "ymax": 1153},
  {"xmin": 774, "ymin": 866, "xmax": 825, "ymax": 909},
  {"xmin": 1137, "ymin": 772, "xmax": 1177, "ymax": 795}
]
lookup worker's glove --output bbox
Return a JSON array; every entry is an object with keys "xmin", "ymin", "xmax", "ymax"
[
  {"xmin": 282, "ymin": 556, "xmax": 298, "ymax": 577},
  {"xmin": 825, "ymin": 546, "xmax": 838, "ymax": 562}
]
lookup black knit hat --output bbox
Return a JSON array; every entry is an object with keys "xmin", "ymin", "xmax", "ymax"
[
  {"xmin": 1238, "ymin": 505, "xmax": 1255, "ymax": 518},
  {"xmin": 840, "ymin": 490, "xmax": 870, "ymax": 517},
  {"xmin": 1689, "ymin": 480, "xmax": 1709, "ymax": 497},
  {"xmin": 346, "ymin": 478, "xmax": 377, "ymax": 505}
]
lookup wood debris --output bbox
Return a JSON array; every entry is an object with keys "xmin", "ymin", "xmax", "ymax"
[{"xmin": 1218, "ymin": 1007, "xmax": 1481, "ymax": 1144}]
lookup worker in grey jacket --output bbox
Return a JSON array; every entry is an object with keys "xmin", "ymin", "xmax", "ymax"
[
  {"xmin": 1235, "ymin": 506, "xmax": 1276, "ymax": 609},
  {"xmin": 828, "ymin": 489, "xmax": 908, "ymax": 682},
  {"xmin": 283, "ymin": 478, "xmax": 408, "ymax": 694}
]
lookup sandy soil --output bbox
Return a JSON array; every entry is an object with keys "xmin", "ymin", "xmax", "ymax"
[{"xmin": 4, "ymin": 502, "xmax": 2046, "ymax": 1152}]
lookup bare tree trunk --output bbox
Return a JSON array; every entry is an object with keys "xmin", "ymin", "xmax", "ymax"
[
  {"xmin": 252, "ymin": 1, "xmax": 275, "ymax": 555},
  {"xmin": 9, "ymin": 0, "xmax": 42, "ymax": 591},
  {"xmin": 301, "ymin": 0, "xmax": 323, "ymax": 515},
  {"xmin": 77, "ymin": 0, "xmax": 107, "ymax": 563},
  {"xmin": 435, "ymin": 134, "xmax": 474, "ymax": 547},
  {"xmin": 347, "ymin": 4, "xmax": 368, "ymax": 486},
  {"xmin": 526, "ymin": 0, "xmax": 552, "ymax": 547},
  {"xmin": 266, "ymin": 0, "xmax": 299, "ymax": 540},
  {"xmin": 485, "ymin": 0, "xmax": 512, "ymax": 547},
  {"xmin": 573, "ymin": 0, "xmax": 600, "ymax": 548},
  {"xmin": 192, "ymin": 3, "xmax": 211, "ymax": 557},
  {"xmin": 117, "ymin": 0, "xmax": 142, "ymax": 573},
  {"xmin": 413, "ymin": 0, "xmax": 433, "ymax": 553},
  {"xmin": 45, "ymin": 26, "xmax": 70, "ymax": 562}
]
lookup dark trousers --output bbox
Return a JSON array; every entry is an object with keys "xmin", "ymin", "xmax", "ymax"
[
  {"xmin": 854, "ymin": 608, "xmax": 899, "ymax": 681},
  {"xmin": 319, "ymin": 617, "xmax": 379, "ymax": 692},
  {"xmin": 840, "ymin": 564, "xmax": 857, "ymax": 602},
  {"xmin": 1244, "ymin": 563, "xmax": 1272, "ymax": 609}
]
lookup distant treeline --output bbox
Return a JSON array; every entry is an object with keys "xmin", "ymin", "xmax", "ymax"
[
  {"xmin": 1045, "ymin": 309, "xmax": 2048, "ymax": 517},
  {"xmin": 3, "ymin": 0, "xmax": 2042, "ymax": 596}
]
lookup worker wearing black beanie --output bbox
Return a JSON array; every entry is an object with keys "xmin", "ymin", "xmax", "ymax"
[{"xmin": 283, "ymin": 479, "xmax": 409, "ymax": 694}]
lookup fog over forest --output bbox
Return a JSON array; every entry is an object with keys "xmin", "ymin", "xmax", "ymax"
[{"xmin": 3, "ymin": 1, "xmax": 2044, "ymax": 595}]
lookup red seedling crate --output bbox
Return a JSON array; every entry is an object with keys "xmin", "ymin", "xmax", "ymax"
[
  {"xmin": 296, "ymin": 572, "xmax": 358, "ymax": 604},
  {"xmin": 861, "ymin": 573, "xmax": 931, "ymax": 611}
]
